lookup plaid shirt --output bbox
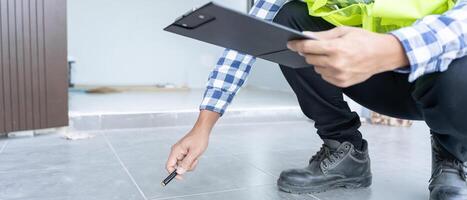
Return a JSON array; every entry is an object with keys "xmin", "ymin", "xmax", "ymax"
[{"xmin": 200, "ymin": 0, "xmax": 467, "ymax": 115}]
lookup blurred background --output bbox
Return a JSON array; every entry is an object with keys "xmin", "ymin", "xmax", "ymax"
[{"xmin": 67, "ymin": 0, "xmax": 291, "ymax": 91}]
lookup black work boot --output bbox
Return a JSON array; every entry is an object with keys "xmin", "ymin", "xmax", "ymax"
[
  {"xmin": 277, "ymin": 139, "xmax": 372, "ymax": 194},
  {"xmin": 429, "ymin": 137, "xmax": 467, "ymax": 200}
]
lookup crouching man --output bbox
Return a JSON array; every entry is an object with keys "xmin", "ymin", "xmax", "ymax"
[{"xmin": 166, "ymin": 0, "xmax": 467, "ymax": 199}]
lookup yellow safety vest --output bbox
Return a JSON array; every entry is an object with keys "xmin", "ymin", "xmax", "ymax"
[{"xmin": 304, "ymin": 0, "xmax": 457, "ymax": 33}]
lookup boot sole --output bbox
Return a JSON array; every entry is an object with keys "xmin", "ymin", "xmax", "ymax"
[{"xmin": 277, "ymin": 175, "xmax": 372, "ymax": 194}]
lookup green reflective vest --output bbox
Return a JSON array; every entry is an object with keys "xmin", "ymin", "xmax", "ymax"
[{"xmin": 304, "ymin": 0, "xmax": 456, "ymax": 33}]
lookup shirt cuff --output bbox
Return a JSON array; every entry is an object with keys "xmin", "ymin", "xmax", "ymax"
[
  {"xmin": 199, "ymin": 88, "xmax": 235, "ymax": 116},
  {"xmin": 390, "ymin": 24, "xmax": 444, "ymax": 82}
]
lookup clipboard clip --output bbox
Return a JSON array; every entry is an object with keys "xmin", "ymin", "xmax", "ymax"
[{"xmin": 174, "ymin": 7, "xmax": 216, "ymax": 29}]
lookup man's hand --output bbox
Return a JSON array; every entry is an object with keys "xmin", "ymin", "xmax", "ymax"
[
  {"xmin": 166, "ymin": 128, "xmax": 209, "ymax": 180},
  {"xmin": 287, "ymin": 26, "xmax": 409, "ymax": 88},
  {"xmin": 165, "ymin": 110, "xmax": 219, "ymax": 180}
]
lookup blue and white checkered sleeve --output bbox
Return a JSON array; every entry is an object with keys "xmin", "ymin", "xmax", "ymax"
[
  {"xmin": 391, "ymin": 0, "xmax": 467, "ymax": 82},
  {"xmin": 200, "ymin": 0, "xmax": 288, "ymax": 115}
]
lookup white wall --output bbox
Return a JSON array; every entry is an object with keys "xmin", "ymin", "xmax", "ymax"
[
  {"xmin": 68, "ymin": 0, "xmax": 248, "ymax": 87},
  {"xmin": 68, "ymin": 0, "xmax": 292, "ymax": 90}
]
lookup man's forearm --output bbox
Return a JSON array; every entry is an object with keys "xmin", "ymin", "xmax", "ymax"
[
  {"xmin": 192, "ymin": 110, "xmax": 221, "ymax": 134},
  {"xmin": 199, "ymin": 0, "xmax": 289, "ymax": 115}
]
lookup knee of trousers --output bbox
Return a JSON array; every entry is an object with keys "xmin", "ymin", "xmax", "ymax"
[
  {"xmin": 413, "ymin": 57, "xmax": 467, "ymax": 136},
  {"xmin": 272, "ymin": 1, "xmax": 309, "ymax": 26}
]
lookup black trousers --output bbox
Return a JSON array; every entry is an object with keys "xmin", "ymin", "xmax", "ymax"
[{"xmin": 274, "ymin": 1, "xmax": 467, "ymax": 162}]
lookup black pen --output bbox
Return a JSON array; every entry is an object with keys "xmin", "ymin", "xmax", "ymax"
[{"xmin": 161, "ymin": 170, "xmax": 178, "ymax": 187}]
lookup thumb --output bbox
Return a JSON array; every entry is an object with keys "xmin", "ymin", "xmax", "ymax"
[
  {"xmin": 177, "ymin": 153, "xmax": 198, "ymax": 175},
  {"xmin": 306, "ymin": 26, "xmax": 351, "ymax": 40}
]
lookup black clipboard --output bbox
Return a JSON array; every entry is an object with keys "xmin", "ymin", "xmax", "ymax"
[{"xmin": 164, "ymin": 2, "xmax": 315, "ymax": 68}]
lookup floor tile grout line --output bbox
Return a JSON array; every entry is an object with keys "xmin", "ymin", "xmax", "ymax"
[
  {"xmin": 149, "ymin": 184, "xmax": 274, "ymax": 200},
  {"xmin": 0, "ymin": 140, "xmax": 9, "ymax": 154},
  {"xmin": 231, "ymin": 154, "xmax": 322, "ymax": 200},
  {"xmin": 231, "ymin": 154, "xmax": 278, "ymax": 179},
  {"xmin": 150, "ymin": 188, "xmax": 246, "ymax": 200},
  {"xmin": 102, "ymin": 132, "xmax": 149, "ymax": 200},
  {"xmin": 217, "ymin": 143, "xmax": 286, "ymax": 179},
  {"xmin": 307, "ymin": 193, "xmax": 321, "ymax": 200},
  {"xmin": 230, "ymin": 154, "xmax": 321, "ymax": 200}
]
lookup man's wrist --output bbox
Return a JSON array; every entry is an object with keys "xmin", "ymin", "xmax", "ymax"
[
  {"xmin": 377, "ymin": 34, "xmax": 410, "ymax": 72},
  {"xmin": 382, "ymin": 34, "xmax": 410, "ymax": 72},
  {"xmin": 193, "ymin": 110, "xmax": 220, "ymax": 134}
]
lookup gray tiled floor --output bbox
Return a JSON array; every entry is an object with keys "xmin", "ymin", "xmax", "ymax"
[{"xmin": 0, "ymin": 121, "xmax": 433, "ymax": 200}]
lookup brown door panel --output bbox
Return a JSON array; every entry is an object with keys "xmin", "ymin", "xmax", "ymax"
[
  {"xmin": 0, "ymin": 0, "xmax": 68, "ymax": 133},
  {"xmin": 44, "ymin": 0, "xmax": 68, "ymax": 128}
]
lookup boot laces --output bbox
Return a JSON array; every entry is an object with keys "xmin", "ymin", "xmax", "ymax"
[
  {"xmin": 309, "ymin": 144, "xmax": 347, "ymax": 169},
  {"xmin": 458, "ymin": 161, "xmax": 467, "ymax": 181},
  {"xmin": 431, "ymin": 153, "xmax": 467, "ymax": 182},
  {"xmin": 322, "ymin": 150, "xmax": 346, "ymax": 168},
  {"xmin": 309, "ymin": 145, "xmax": 330, "ymax": 164}
]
